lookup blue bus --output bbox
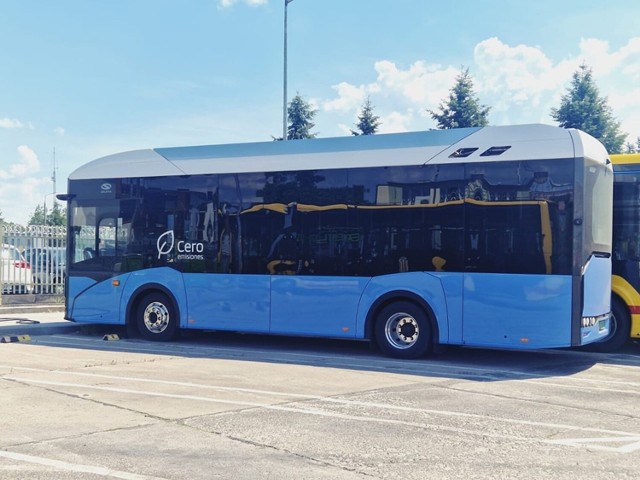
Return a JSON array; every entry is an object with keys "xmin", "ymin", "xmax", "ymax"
[{"xmin": 59, "ymin": 124, "xmax": 612, "ymax": 358}]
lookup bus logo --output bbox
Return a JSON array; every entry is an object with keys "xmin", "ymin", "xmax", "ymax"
[
  {"xmin": 100, "ymin": 182, "xmax": 113, "ymax": 193},
  {"xmin": 157, "ymin": 230, "xmax": 175, "ymax": 259},
  {"xmin": 156, "ymin": 230, "xmax": 205, "ymax": 261}
]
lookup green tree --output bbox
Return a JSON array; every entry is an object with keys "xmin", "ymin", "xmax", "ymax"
[
  {"xmin": 28, "ymin": 205, "xmax": 46, "ymax": 225},
  {"xmin": 550, "ymin": 64, "xmax": 626, "ymax": 154},
  {"xmin": 28, "ymin": 202, "xmax": 66, "ymax": 226},
  {"xmin": 351, "ymin": 96, "xmax": 381, "ymax": 136},
  {"xmin": 624, "ymin": 137, "xmax": 640, "ymax": 154},
  {"xmin": 0, "ymin": 210, "xmax": 16, "ymax": 227},
  {"xmin": 429, "ymin": 67, "xmax": 490, "ymax": 129},
  {"xmin": 48, "ymin": 202, "xmax": 66, "ymax": 226},
  {"xmin": 287, "ymin": 92, "xmax": 318, "ymax": 140}
]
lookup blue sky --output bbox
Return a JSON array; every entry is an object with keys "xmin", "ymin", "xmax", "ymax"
[{"xmin": 1, "ymin": 0, "xmax": 640, "ymax": 224}]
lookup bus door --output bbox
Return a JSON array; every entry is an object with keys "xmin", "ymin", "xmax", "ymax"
[
  {"xmin": 183, "ymin": 203, "xmax": 271, "ymax": 333},
  {"xmin": 68, "ymin": 213, "xmax": 129, "ymax": 324}
]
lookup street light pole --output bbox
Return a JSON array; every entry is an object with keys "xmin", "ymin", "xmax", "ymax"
[{"xmin": 283, "ymin": 0, "xmax": 294, "ymax": 141}]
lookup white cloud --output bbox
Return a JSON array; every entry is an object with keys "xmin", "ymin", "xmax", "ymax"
[
  {"xmin": 323, "ymin": 82, "xmax": 366, "ymax": 112},
  {"xmin": 0, "ymin": 117, "xmax": 25, "ymax": 129},
  {"xmin": 378, "ymin": 111, "xmax": 414, "ymax": 134},
  {"xmin": 0, "ymin": 146, "xmax": 47, "ymax": 224},
  {"xmin": 374, "ymin": 60, "xmax": 459, "ymax": 107},
  {"xmin": 53, "ymin": 126, "xmax": 65, "ymax": 136},
  {"xmin": 564, "ymin": 36, "xmax": 640, "ymax": 142},
  {"xmin": 217, "ymin": 0, "xmax": 267, "ymax": 8},
  {"xmin": 0, "ymin": 175, "xmax": 51, "ymax": 225},
  {"xmin": 473, "ymin": 37, "xmax": 575, "ymax": 108},
  {"xmin": 0, "ymin": 145, "xmax": 41, "ymax": 179},
  {"xmin": 320, "ymin": 60, "xmax": 458, "ymax": 134},
  {"xmin": 319, "ymin": 35, "xmax": 640, "ymax": 141}
]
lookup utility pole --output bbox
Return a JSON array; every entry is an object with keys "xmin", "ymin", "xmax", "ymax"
[
  {"xmin": 283, "ymin": 0, "xmax": 294, "ymax": 141},
  {"xmin": 44, "ymin": 148, "xmax": 57, "ymax": 226},
  {"xmin": 52, "ymin": 147, "xmax": 57, "ymax": 197}
]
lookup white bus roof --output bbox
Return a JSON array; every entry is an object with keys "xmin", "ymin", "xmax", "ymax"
[{"xmin": 69, "ymin": 124, "xmax": 604, "ymax": 180}]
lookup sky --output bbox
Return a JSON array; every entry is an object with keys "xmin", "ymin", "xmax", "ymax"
[{"xmin": 1, "ymin": 0, "xmax": 640, "ymax": 225}]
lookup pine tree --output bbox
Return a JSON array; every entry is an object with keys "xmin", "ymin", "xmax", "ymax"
[
  {"xmin": 287, "ymin": 93, "xmax": 318, "ymax": 140},
  {"xmin": 351, "ymin": 96, "xmax": 381, "ymax": 136},
  {"xmin": 550, "ymin": 64, "xmax": 626, "ymax": 154},
  {"xmin": 429, "ymin": 67, "xmax": 490, "ymax": 129}
]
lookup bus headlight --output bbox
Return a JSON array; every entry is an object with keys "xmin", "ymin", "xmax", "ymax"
[{"xmin": 581, "ymin": 313, "xmax": 609, "ymax": 328}]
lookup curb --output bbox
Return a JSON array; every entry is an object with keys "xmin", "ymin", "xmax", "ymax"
[
  {"xmin": 0, "ymin": 321, "xmax": 80, "ymax": 337},
  {"xmin": 1, "ymin": 334, "xmax": 31, "ymax": 343},
  {"xmin": 0, "ymin": 304, "xmax": 65, "ymax": 315}
]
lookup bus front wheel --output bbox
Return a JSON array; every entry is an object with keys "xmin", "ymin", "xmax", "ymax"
[
  {"xmin": 374, "ymin": 301, "xmax": 432, "ymax": 359},
  {"xmin": 135, "ymin": 292, "xmax": 178, "ymax": 341}
]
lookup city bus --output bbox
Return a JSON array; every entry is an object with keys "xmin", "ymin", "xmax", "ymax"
[
  {"xmin": 600, "ymin": 153, "xmax": 640, "ymax": 351},
  {"xmin": 58, "ymin": 124, "xmax": 612, "ymax": 358}
]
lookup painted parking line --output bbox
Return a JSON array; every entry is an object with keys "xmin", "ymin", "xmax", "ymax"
[
  {"xmin": 6, "ymin": 373, "xmax": 640, "ymax": 454},
  {"xmin": 548, "ymin": 436, "xmax": 640, "ymax": 453}
]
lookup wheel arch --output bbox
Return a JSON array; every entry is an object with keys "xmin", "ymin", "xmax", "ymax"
[
  {"xmin": 125, "ymin": 283, "xmax": 181, "ymax": 329},
  {"xmin": 364, "ymin": 290, "xmax": 440, "ymax": 347},
  {"xmin": 611, "ymin": 274, "xmax": 640, "ymax": 318}
]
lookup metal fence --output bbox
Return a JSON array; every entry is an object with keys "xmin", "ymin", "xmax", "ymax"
[{"xmin": 0, "ymin": 224, "xmax": 66, "ymax": 304}]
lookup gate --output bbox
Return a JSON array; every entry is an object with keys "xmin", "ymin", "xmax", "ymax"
[{"xmin": 0, "ymin": 224, "xmax": 66, "ymax": 305}]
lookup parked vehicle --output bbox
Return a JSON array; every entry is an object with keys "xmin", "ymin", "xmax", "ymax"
[
  {"xmin": 23, "ymin": 247, "xmax": 66, "ymax": 294},
  {"xmin": 1, "ymin": 244, "xmax": 33, "ymax": 294}
]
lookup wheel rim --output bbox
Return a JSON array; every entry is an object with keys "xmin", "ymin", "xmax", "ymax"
[
  {"xmin": 384, "ymin": 312, "xmax": 419, "ymax": 349},
  {"xmin": 143, "ymin": 301, "xmax": 170, "ymax": 334}
]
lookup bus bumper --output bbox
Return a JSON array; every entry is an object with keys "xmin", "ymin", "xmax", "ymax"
[{"xmin": 631, "ymin": 313, "xmax": 640, "ymax": 339}]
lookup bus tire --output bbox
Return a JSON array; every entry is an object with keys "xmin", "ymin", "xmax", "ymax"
[
  {"xmin": 374, "ymin": 301, "xmax": 432, "ymax": 359},
  {"xmin": 584, "ymin": 296, "xmax": 630, "ymax": 352},
  {"xmin": 135, "ymin": 292, "xmax": 179, "ymax": 341}
]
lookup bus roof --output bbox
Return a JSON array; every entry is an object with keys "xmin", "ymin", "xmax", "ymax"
[
  {"xmin": 69, "ymin": 124, "xmax": 601, "ymax": 180},
  {"xmin": 610, "ymin": 153, "xmax": 640, "ymax": 165}
]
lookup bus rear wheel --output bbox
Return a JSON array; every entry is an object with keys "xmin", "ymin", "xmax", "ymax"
[
  {"xmin": 135, "ymin": 292, "xmax": 178, "ymax": 341},
  {"xmin": 374, "ymin": 301, "xmax": 432, "ymax": 359}
]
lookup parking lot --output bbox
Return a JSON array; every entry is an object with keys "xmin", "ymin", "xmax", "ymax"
[{"xmin": 1, "ymin": 322, "xmax": 639, "ymax": 480}]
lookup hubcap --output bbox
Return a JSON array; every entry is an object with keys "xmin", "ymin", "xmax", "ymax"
[
  {"xmin": 385, "ymin": 312, "xmax": 419, "ymax": 349},
  {"xmin": 143, "ymin": 301, "xmax": 170, "ymax": 334}
]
